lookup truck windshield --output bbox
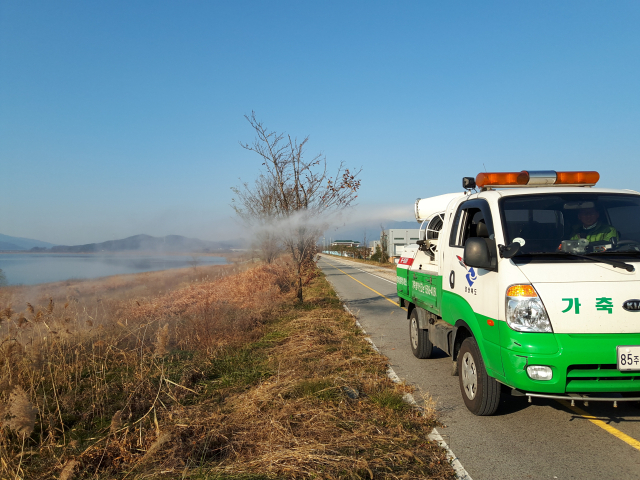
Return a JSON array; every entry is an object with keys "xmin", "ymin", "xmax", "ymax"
[{"xmin": 499, "ymin": 193, "xmax": 640, "ymax": 257}]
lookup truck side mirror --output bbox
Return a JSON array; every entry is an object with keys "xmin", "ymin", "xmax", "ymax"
[{"xmin": 464, "ymin": 237, "xmax": 496, "ymax": 271}]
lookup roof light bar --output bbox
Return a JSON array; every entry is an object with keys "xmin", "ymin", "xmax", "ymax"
[
  {"xmin": 476, "ymin": 172, "xmax": 528, "ymax": 187},
  {"xmin": 555, "ymin": 171, "xmax": 600, "ymax": 185},
  {"xmin": 475, "ymin": 170, "xmax": 599, "ymax": 188}
]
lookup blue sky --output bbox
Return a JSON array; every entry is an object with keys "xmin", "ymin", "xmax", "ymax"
[{"xmin": 1, "ymin": 1, "xmax": 639, "ymax": 245}]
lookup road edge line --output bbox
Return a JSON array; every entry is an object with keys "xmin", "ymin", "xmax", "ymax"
[{"xmin": 341, "ymin": 303, "xmax": 473, "ymax": 480}]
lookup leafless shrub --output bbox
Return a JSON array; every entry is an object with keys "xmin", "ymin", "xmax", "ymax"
[
  {"xmin": 252, "ymin": 229, "xmax": 282, "ymax": 264},
  {"xmin": 187, "ymin": 254, "xmax": 201, "ymax": 271}
]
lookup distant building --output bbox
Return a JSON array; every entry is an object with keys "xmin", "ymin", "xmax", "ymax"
[
  {"xmin": 369, "ymin": 240, "xmax": 381, "ymax": 255},
  {"xmin": 384, "ymin": 228, "xmax": 421, "ymax": 260},
  {"xmin": 326, "ymin": 239, "xmax": 362, "ymax": 258},
  {"xmin": 331, "ymin": 240, "xmax": 360, "ymax": 248}
]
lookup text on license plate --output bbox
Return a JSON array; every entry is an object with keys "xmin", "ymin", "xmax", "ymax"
[{"xmin": 617, "ymin": 345, "xmax": 640, "ymax": 371}]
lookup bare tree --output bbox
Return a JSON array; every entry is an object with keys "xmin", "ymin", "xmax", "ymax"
[
  {"xmin": 361, "ymin": 230, "xmax": 368, "ymax": 260},
  {"xmin": 188, "ymin": 254, "xmax": 201, "ymax": 271},
  {"xmin": 253, "ymin": 230, "xmax": 281, "ymax": 264},
  {"xmin": 379, "ymin": 225, "xmax": 390, "ymax": 263},
  {"xmin": 231, "ymin": 112, "xmax": 361, "ymax": 301}
]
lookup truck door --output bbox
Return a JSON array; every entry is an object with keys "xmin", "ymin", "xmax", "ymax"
[{"xmin": 442, "ymin": 198, "xmax": 503, "ymax": 374}]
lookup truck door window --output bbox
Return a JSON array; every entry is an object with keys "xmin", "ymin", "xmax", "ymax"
[
  {"xmin": 449, "ymin": 209, "xmax": 463, "ymax": 247},
  {"xmin": 450, "ymin": 201, "xmax": 494, "ymax": 248}
]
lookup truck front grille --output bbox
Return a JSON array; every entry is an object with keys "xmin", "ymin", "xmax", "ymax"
[{"xmin": 566, "ymin": 364, "xmax": 640, "ymax": 392}]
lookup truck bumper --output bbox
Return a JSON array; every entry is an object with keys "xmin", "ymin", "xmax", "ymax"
[{"xmin": 499, "ymin": 329, "xmax": 640, "ymax": 394}]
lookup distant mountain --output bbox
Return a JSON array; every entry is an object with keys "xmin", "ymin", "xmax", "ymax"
[
  {"xmin": 0, "ymin": 242, "xmax": 22, "ymax": 251},
  {"xmin": 0, "ymin": 233, "xmax": 57, "ymax": 251},
  {"xmin": 46, "ymin": 234, "xmax": 243, "ymax": 253}
]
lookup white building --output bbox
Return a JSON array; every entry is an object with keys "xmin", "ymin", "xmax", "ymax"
[{"xmin": 383, "ymin": 229, "xmax": 421, "ymax": 260}]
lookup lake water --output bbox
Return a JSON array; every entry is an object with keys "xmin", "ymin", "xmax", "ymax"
[{"xmin": 0, "ymin": 253, "xmax": 228, "ymax": 286}]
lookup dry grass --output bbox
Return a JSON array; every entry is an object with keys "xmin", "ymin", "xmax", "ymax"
[{"xmin": 0, "ymin": 259, "xmax": 455, "ymax": 479}]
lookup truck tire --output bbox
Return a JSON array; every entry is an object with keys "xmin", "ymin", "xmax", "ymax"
[
  {"xmin": 457, "ymin": 337, "xmax": 501, "ymax": 415},
  {"xmin": 409, "ymin": 309, "xmax": 433, "ymax": 359}
]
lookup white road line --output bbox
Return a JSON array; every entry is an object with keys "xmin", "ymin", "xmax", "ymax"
[
  {"xmin": 339, "ymin": 302, "xmax": 473, "ymax": 480},
  {"xmin": 351, "ymin": 267, "xmax": 395, "ymax": 284}
]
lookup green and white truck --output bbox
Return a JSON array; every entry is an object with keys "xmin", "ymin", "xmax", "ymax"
[{"xmin": 397, "ymin": 170, "xmax": 640, "ymax": 415}]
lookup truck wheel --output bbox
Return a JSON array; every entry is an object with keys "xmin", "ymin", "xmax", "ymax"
[
  {"xmin": 457, "ymin": 337, "xmax": 501, "ymax": 415},
  {"xmin": 409, "ymin": 309, "xmax": 433, "ymax": 359}
]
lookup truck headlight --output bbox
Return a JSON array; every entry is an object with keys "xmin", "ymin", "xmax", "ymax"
[{"xmin": 506, "ymin": 285, "xmax": 553, "ymax": 333}]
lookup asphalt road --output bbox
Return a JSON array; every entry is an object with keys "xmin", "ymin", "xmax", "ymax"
[{"xmin": 318, "ymin": 255, "xmax": 640, "ymax": 480}]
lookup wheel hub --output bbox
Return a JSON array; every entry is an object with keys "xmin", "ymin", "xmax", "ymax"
[
  {"xmin": 410, "ymin": 318, "xmax": 419, "ymax": 349},
  {"xmin": 461, "ymin": 352, "xmax": 477, "ymax": 400}
]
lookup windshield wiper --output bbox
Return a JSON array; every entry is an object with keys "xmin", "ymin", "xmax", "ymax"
[
  {"xmin": 555, "ymin": 251, "xmax": 635, "ymax": 272},
  {"xmin": 600, "ymin": 248, "xmax": 640, "ymax": 254},
  {"xmin": 591, "ymin": 250, "xmax": 640, "ymax": 255}
]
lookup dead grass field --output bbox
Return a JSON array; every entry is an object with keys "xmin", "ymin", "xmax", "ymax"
[{"xmin": 0, "ymin": 260, "xmax": 455, "ymax": 479}]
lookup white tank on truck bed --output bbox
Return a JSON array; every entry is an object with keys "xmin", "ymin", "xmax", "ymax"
[{"xmin": 414, "ymin": 193, "xmax": 465, "ymax": 222}]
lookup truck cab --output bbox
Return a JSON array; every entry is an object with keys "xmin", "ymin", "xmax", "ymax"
[{"xmin": 397, "ymin": 170, "xmax": 640, "ymax": 415}]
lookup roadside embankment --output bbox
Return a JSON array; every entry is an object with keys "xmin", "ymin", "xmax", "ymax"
[{"xmin": 0, "ymin": 261, "xmax": 455, "ymax": 479}]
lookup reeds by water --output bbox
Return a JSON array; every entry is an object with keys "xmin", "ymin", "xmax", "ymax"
[{"xmin": 0, "ymin": 260, "xmax": 455, "ymax": 479}]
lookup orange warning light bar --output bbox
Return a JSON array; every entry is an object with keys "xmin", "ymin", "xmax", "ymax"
[
  {"xmin": 507, "ymin": 285, "xmax": 538, "ymax": 297},
  {"xmin": 555, "ymin": 171, "xmax": 599, "ymax": 186},
  {"xmin": 475, "ymin": 170, "xmax": 599, "ymax": 188},
  {"xmin": 476, "ymin": 171, "xmax": 529, "ymax": 188}
]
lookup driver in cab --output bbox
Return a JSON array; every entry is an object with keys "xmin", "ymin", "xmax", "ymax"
[{"xmin": 570, "ymin": 207, "xmax": 618, "ymax": 243}]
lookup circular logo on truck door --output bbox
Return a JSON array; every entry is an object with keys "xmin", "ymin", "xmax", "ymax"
[{"xmin": 466, "ymin": 267, "xmax": 477, "ymax": 287}]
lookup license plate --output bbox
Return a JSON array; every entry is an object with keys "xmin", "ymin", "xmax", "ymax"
[{"xmin": 617, "ymin": 346, "xmax": 640, "ymax": 371}]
